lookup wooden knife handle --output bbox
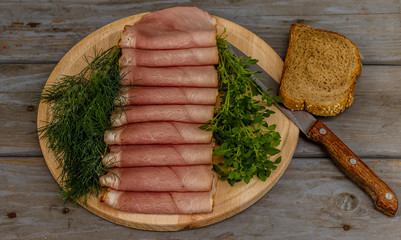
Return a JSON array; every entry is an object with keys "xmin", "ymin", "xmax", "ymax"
[{"xmin": 307, "ymin": 119, "xmax": 398, "ymax": 217}]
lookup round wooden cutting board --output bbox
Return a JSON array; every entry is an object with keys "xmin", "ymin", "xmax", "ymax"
[{"xmin": 37, "ymin": 13, "xmax": 299, "ymax": 231}]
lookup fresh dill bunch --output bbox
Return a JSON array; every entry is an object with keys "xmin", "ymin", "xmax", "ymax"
[
  {"xmin": 38, "ymin": 46, "xmax": 125, "ymax": 203},
  {"xmin": 201, "ymin": 36, "xmax": 283, "ymax": 186}
]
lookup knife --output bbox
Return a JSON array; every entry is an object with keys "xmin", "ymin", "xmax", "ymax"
[{"xmin": 228, "ymin": 43, "xmax": 398, "ymax": 217}]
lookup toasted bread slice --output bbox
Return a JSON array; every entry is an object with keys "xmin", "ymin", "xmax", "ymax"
[{"xmin": 279, "ymin": 24, "xmax": 362, "ymax": 116}]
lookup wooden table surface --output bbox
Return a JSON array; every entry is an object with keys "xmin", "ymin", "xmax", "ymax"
[{"xmin": 1, "ymin": 1, "xmax": 400, "ymax": 239}]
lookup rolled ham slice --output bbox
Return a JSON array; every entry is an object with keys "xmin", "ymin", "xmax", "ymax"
[
  {"xmin": 119, "ymin": 6, "xmax": 217, "ymax": 50},
  {"xmin": 102, "ymin": 190, "xmax": 214, "ymax": 214},
  {"xmin": 117, "ymin": 87, "xmax": 218, "ymax": 106},
  {"xmin": 111, "ymin": 105, "xmax": 214, "ymax": 126},
  {"xmin": 99, "ymin": 165, "xmax": 215, "ymax": 192},
  {"xmin": 120, "ymin": 47, "xmax": 219, "ymax": 67},
  {"xmin": 104, "ymin": 122, "xmax": 212, "ymax": 145},
  {"xmin": 103, "ymin": 144, "xmax": 213, "ymax": 167},
  {"xmin": 121, "ymin": 66, "xmax": 218, "ymax": 87}
]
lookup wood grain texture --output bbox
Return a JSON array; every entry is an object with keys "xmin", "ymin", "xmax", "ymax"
[
  {"xmin": 0, "ymin": 93, "xmax": 42, "ymax": 157},
  {"xmin": 2, "ymin": 157, "xmax": 401, "ymax": 239},
  {"xmin": 36, "ymin": 15, "xmax": 299, "ymax": 231},
  {"xmin": 0, "ymin": 64, "xmax": 52, "ymax": 93},
  {"xmin": 1, "ymin": 1, "xmax": 400, "ymax": 64}
]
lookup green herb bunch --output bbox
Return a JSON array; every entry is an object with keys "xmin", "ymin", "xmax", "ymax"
[
  {"xmin": 201, "ymin": 36, "xmax": 283, "ymax": 186},
  {"xmin": 38, "ymin": 46, "xmax": 125, "ymax": 203}
]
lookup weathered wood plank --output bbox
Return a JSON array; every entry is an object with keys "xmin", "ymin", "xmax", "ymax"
[
  {"xmin": 0, "ymin": 93, "xmax": 42, "ymax": 157},
  {"xmin": 1, "ymin": 64, "xmax": 401, "ymax": 158},
  {"xmin": 1, "ymin": 157, "xmax": 400, "ymax": 239},
  {"xmin": 0, "ymin": 64, "xmax": 52, "ymax": 93},
  {"xmin": 0, "ymin": 1, "xmax": 400, "ymax": 64},
  {"xmin": 1, "ymin": 0, "xmax": 398, "ymax": 23},
  {"xmin": 0, "ymin": 64, "xmax": 50, "ymax": 156},
  {"xmin": 240, "ymin": 14, "xmax": 401, "ymax": 65}
]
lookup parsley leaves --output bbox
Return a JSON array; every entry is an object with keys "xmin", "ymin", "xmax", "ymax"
[{"xmin": 201, "ymin": 36, "xmax": 283, "ymax": 186}]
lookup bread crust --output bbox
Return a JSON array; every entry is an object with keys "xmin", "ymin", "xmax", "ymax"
[{"xmin": 279, "ymin": 24, "xmax": 362, "ymax": 116}]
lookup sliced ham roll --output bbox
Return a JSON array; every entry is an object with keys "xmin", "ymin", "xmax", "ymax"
[
  {"xmin": 103, "ymin": 6, "xmax": 219, "ymax": 215},
  {"xmin": 102, "ymin": 190, "xmax": 214, "ymax": 214},
  {"xmin": 121, "ymin": 66, "xmax": 218, "ymax": 87},
  {"xmin": 111, "ymin": 105, "xmax": 214, "ymax": 126},
  {"xmin": 119, "ymin": 6, "xmax": 217, "ymax": 50},
  {"xmin": 104, "ymin": 122, "xmax": 212, "ymax": 145},
  {"xmin": 117, "ymin": 87, "xmax": 218, "ymax": 106},
  {"xmin": 99, "ymin": 165, "xmax": 215, "ymax": 192},
  {"xmin": 103, "ymin": 144, "xmax": 213, "ymax": 167},
  {"xmin": 120, "ymin": 47, "xmax": 219, "ymax": 67}
]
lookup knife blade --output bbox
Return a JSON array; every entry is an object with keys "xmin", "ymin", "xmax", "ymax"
[{"xmin": 228, "ymin": 43, "xmax": 398, "ymax": 217}]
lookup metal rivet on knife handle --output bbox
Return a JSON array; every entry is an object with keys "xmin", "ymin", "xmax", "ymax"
[
  {"xmin": 319, "ymin": 128, "xmax": 327, "ymax": 135},
  {"xmin": 386, "ymin": 193, "xmax": 394, "ymax": 200},
  {"xmin": 349, "ymin": 158, "xmax": 357, "ymax": 165}
]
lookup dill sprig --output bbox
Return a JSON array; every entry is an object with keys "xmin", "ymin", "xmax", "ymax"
[
  {"xmin": 201, "ymin": 36, "xmax": 283, "ymax": 186},
  {"xmin": 38, "ymin": 46, "xmax": 125, "ymax": 203}
]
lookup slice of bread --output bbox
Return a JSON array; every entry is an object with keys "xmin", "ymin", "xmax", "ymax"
[{"xmin": 279, "ymin": 24, "xmax": 362, "ymax": 116}]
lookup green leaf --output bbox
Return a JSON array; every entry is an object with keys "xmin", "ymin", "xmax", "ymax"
[
  {"xmin": 220, "ymin": 142, "xmax": 229, "ymax": 150},
  {"xmin": 243, "ymin": 150, "xmax": 253, "ymax": 158},
  {"xmin": 271, "ymin": 132, "xmax": 281, "ymax": 139},
  {"xmin": 258, "ymin": 170, "xmax": 267, "ymax": 181},
  {"xmin": 232, "ymin": 127, "xmax": 240, "ymax": 135},
  {"xmin": 266, "ymin": 124, "xmax": 276, "ymax": 130},
  {"xmin": 266, "ymin": 147, "xmax": 280, "ymax": 156},
  {"xmin": 199, "ymin": 124, "xmax": 210, "ymax": 130},
  {"xmin": 273, "ymin": 95, "xmax": 283, "ymax": 103}
]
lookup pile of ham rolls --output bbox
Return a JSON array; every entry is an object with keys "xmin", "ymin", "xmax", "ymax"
[{"xmin": 99, "ymin": 6, "xmax": 219, "ymax": 214}]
